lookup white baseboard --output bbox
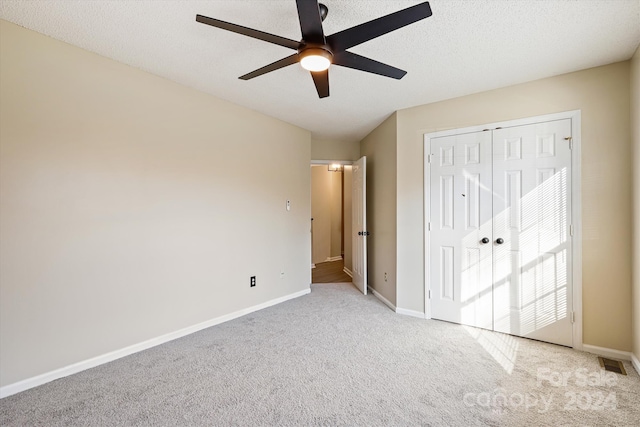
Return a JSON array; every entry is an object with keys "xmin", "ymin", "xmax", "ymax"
[
  {"xmin": 0, "ymin": 288, "xmax": 311, "ymax": 399},
  {"xmin": 396, "ymin": 307, "xmax": 426, "ymax": 319},
  {"xmin": 326, "ymin": 256, "xmax": 343, "ymax": 262},
  {"xmin": 582, "ymin": 344, "xmax": 632, "ymax": 361},
  {"xmin": 368, "ymin": 287, "xmax": 395, "ymax": 311},
  {"xmin": 343, "ymin": 267, "xmax": 353, "ymax": 278},
  {"xmin": 631, "ymin": 353, "xmax": 640, "ymax": 375}
]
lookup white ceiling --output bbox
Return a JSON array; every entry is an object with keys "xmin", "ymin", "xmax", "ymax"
[{"xmin": 1, "ymin": 1, "xmax": 639, "ymax": 142}]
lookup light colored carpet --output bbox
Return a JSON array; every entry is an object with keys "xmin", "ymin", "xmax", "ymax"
[{"xmin": 1, "ymin": 283, "xmax": 639, "ymax": 426}]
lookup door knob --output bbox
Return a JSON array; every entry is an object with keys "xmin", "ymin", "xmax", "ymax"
[
  {"xmin": 496, "ymin": 238, "xmax": 504, "ymax": 244},
  {"xmin": 481, "ymin": 237, "xmax": 490, "ymax": 244}
]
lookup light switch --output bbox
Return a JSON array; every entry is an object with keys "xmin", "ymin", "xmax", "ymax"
[{"xmin": 286, "ymin": 200, "xmax": 291, "ymax": 211}]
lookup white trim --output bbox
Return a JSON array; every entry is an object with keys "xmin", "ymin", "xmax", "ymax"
[
  {"xmin": 582, "ymin": 344, "xmax": 632, "ymax": 361},
  {"xmin": 423, "ymin": 110, "xmax": 583, "ymax": 140},
  {"xmin": 569, "ymin": 111, "xmax": 583, "ymax": 351},
  {"xmin": 310, "ymin": 160, "xmax": 353, "ymax": 165},
  {"xmin": 326, "ymin": 256, "xmax": 343, "ymax": 262},
  {"xmin": 423, "ymin": 110, "xmax": 583, "ymax": 349},
  {"xmin": 343, "ymin": 267, "xmax": 353, "ymax": 278},
  {"xmin": 0, "ymin": 288, "xmax": 311, "ymax": 399},
  {"xmin": 631, "ymin": 353, "xmax": 640, "ymax": 375},
  {"xmin": 396, "ymin": 307, "xmax": 426, "ymax": 319},
  {"xmin": 311, "ymin": 264, "xmax": 316, "ymax": 269},
  {"xmin": 424, "ymin": 129, "xmax": 432, "ymax": 320},
  {"xmin": 368, "ymin": 286, "xmax": 396, "ymax": 311}
]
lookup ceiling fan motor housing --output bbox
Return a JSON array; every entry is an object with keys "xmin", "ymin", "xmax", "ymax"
[{"xmin": 319, "ymin": 3, "xmax": 328, "ymax": 21}]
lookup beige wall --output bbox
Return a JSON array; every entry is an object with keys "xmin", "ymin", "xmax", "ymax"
[
  {"xmin": 395, "ymin": 61, "xmax": 632, "ymax": 351},
  {"xmin": 632, "ymin": 45, "xmax": 640, "ymax": 361},
  {"xmin": 360, "ymin": 113, "xmax": 398, "ymax": 305},
  {"xmin": 343, "ymin": 166, "xmax": 353, "ymax": 274},
  {"xmin": 0, "ymin": 21, "xmax": 312, "ymax": 387},
  {"xmin": 330, "ymin": 171, "xmax": 343, "ymax": 258},
  {"xmin": 311, "ymin": 138, "xmax": 360, "ymax": 161}
]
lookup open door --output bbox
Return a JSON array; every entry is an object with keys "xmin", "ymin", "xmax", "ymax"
[{"xmin": 352, "ymin": 156, "xmax": 367, "ymax": 294}]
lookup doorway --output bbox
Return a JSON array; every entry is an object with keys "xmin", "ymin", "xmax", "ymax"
[
  {"xmin": 311, "ymin": 163, "xmax": 351, "ymax": 283},
  {"xmin": 425, "ymin": 111, "xmax": 582, "ymax": 348}
]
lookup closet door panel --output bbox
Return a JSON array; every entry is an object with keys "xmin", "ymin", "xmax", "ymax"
[
  {"xmin": 430, "ymin": 131, "xmax": 493, "ymax": 329},
  {"xmin": 492, "ymin": 119, "xmax": 573, "ymax": 347}
]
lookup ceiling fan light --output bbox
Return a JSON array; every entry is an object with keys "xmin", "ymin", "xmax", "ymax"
[{"xmin": 300, "ymin": 48, "xmax": 332, "ymax": 72}]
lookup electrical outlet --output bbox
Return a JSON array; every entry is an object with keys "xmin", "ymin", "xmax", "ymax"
[
  {"xmin": 250, "ymin": 276, "xmax": 256, "ymax": 287},
  {"xmin": 384, "ymin": 272, "xmax": 388, "ymax": 282}
]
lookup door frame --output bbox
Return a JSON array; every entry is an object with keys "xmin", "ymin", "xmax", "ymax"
[
  {"xmin": 423, "ymin": 110, "xmax": 583, "ymax": 350},
  {"xmin": 310, "ymin": 160, "xmax": 353, "ymax": 277}
]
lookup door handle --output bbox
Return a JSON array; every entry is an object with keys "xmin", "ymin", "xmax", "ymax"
[
  {"xmin": 358, "ymin": 231, "xmax": 362, "ymax": 235},
  {"xmin": 496, "ymin": 238, "xmax": 504, "ymax": 244},
  {"xmin": 481, "ymin": 237, "xmax": 490, "ymax": 244}
]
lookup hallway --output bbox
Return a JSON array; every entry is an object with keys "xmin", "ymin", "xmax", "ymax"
[{"xmin": 312, "ymin": 259, "xmax": 352, "ymax": 284}]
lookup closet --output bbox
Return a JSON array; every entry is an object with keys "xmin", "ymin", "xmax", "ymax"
[{"xmin": 427, "ymin": 116, "xmax": 576, "ymax": 347}]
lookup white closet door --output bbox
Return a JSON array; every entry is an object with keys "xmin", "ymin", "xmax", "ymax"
[
  {"xmin": 492, "ymin": 119, "xmax": 573, "ymax": 346},
  {"xmin": 430, "ymin": 131, "xmax": 493, "ymax": 329}
]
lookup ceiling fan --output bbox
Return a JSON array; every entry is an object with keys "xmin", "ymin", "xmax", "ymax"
[{"xmin": 196, "ymin": 1, "xmax": 432, "ymax": 98}]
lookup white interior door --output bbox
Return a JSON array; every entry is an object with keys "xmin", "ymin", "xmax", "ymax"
[
  {"xmin": 352, "ymin": 156, "xmax": 367, "ymax": 295},
  {"xmin": 429, "ymin": 118, "xmax": 574, "ymax": 347},
  {"xmin": 430, "ymin": 131, "xmax": 493, "ymax": 329},
  {"xmin": 492, "ymin": 119, "xmax": 573, "ymax": 346}
]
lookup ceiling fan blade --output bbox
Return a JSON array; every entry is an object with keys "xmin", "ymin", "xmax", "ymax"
[
  {"xmin": 196, "ymin": 14, "xmax": 301, "ymax": 50},
  {"xmin": 296, "ymin": 0, "xmax": 325, "ymax": 44},
  {"xmin": 239, "ymin": 54, "xmax": 300, "ymax": 80},
  {"xmin": 333, "ymin": 51, "xmax": 406, "ymax": 79},
  {"xmin": 326, "ymin": 2, "xmax": 432, "ymax": 52},
  {"xmin": 311, "ymin": 70, "xmax": 329, "ymax": 98}
]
